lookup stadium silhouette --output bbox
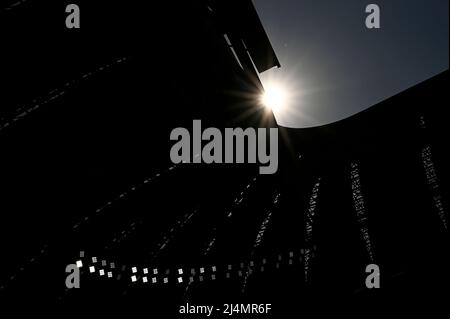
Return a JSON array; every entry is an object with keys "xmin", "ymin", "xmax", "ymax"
[{"xmin": 0, "ymin": 0, "xmax": 448, "ymax": 314}]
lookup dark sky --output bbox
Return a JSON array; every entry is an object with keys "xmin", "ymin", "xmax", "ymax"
[{"xmin": 253, "ymin": 0, "xmax": 449, "ymax": 128}]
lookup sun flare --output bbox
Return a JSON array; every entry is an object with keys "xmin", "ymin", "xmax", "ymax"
[{"xmin": 260, "ymin": 83, "xmax": 289, "ymax": 114}]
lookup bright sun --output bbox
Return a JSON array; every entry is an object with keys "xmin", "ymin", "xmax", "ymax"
[{"xmin": 260, "ymin": 84, "xmax": 288, "ymax": 113}]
